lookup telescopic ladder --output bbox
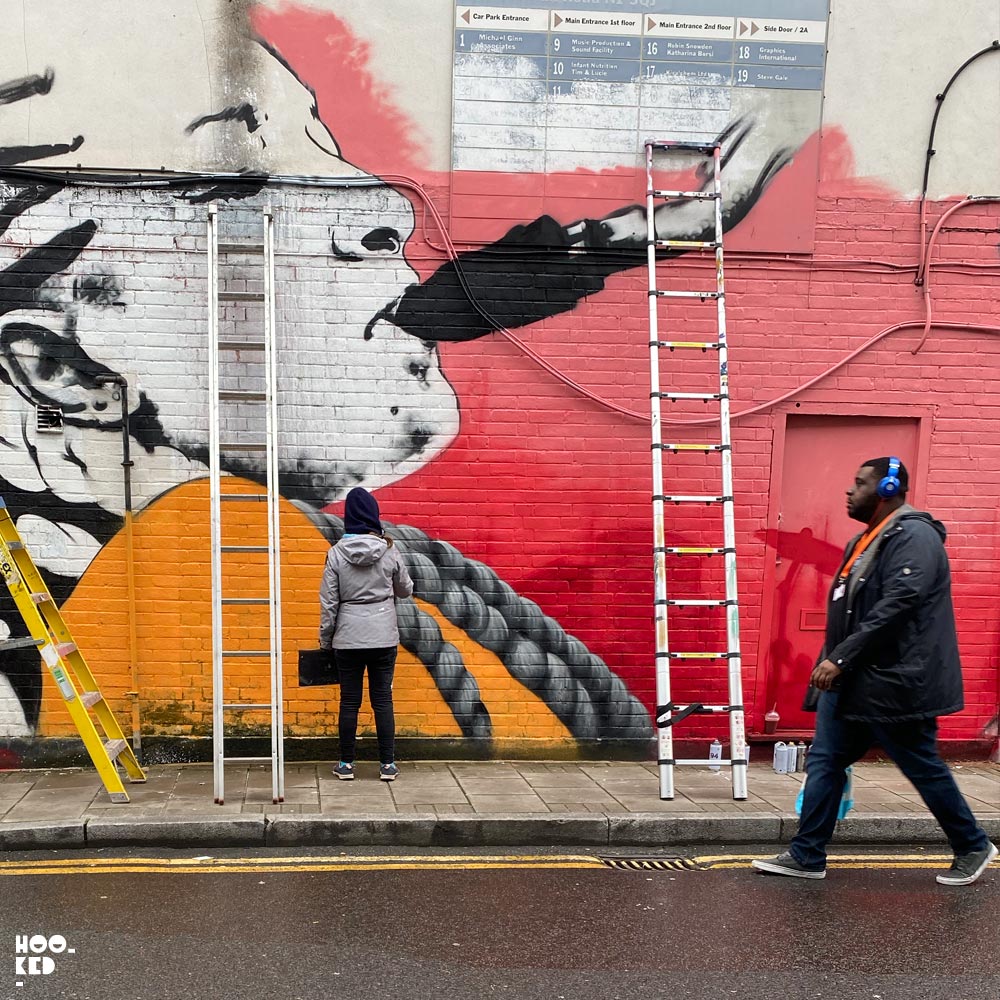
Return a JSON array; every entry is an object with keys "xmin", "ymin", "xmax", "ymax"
[
  {"xmin": 207, "ymin": 205, "xmax": 285, "ymax": 804},
  {"xmin": 644, "ymin": 139, "xmax": 747, "ymax": 801},
  {"xmin": 0, "ymin": 499, "xmax": 146, "ymax": 801}
]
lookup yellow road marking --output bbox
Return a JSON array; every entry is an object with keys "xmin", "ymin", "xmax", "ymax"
[
  {"xmin": 0, "ymin": 852, "xmax": 995, "ymax": 877},
  {"xmin": 0, "ymin": 854, "xmax": 604, "ymax": 877}
]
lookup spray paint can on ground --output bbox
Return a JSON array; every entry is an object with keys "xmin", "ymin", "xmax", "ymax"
[
  {"xmin": 709, "ymin": 739, "xmax": 722, "ymax": 771},
  {"xmin": 795, "ymin": 742, "xmax": 808, "ymax": 772}
]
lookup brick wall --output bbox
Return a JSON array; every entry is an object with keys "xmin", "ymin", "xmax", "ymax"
[{"xmin": 1, "ymin": 176, "xmax": 998, "ymax": 754}]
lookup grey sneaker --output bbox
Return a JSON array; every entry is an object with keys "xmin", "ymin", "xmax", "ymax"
[
  {"xmin": 936, "ymin": 841, "xmax": 998, "ymax": 886},
  {"xmin": 751, "ymin": 851, "xmax": 826, "ymax": 879},
  {"xmin": 333, "ymin": 761, "xmax": 355, "ymax": 781},
  {"xmin": 380, "ymin": 762, "xmax": 399, "ymax": 781}
]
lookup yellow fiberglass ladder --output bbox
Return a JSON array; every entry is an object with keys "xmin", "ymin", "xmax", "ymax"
[
  {"xmin": 644, "ymin": 138, "xmax": 748, "ymax": 801},
  {"xmin": 0, "ymin": 498, "xmax": 146, "ymax": 801}
]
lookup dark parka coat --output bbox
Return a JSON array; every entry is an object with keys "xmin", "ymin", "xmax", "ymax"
[{"xmin": 820, "ymin": 505, "xmax": 964, "ymax": 723}]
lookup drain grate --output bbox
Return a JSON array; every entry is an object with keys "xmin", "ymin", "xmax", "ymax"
[{"xmin": 599, "ymin": 856, "xmax": 708, "ymax": 872}]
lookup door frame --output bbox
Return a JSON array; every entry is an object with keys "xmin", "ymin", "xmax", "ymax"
[{"xmin": 751, "ymin": 403, "xmax": 934, "ymax": 734}]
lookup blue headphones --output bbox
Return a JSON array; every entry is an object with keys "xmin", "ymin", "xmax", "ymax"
[{"xmin": 877, "ymin": 456, "xmax": 903, "ymax": 499}]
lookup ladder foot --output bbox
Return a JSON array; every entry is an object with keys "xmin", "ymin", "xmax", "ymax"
[{"xmin": 109, "ymin": 792, "xmax": 130, "ymax": 804}]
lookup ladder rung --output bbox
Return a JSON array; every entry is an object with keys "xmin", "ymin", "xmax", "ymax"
[
  {"xmin": 55, "ymin": 642, "xmax": 77, "ymax": 657},
  {"xmin": 104, "ymin": 738, "xmax": 128, "ymax": 761},
  {"xmin": 655, "ymin": 392, "xmax": 723, "ymax": 401},
  {"xmin": 671, "ymin": 704, "xmax": 738, "ymax": 713},
  {"xmin": 657, "ymin": 444, "xmax": 724, "ymax": 452},
  {"xmin": 219, "ymin": 390, "xmax": 267, "ymax": 402},
  {"xmin": 221, "ymin": 598, "xmax": 270, "ymax": 605},
  {"xmin": 659, "ymin": 495, "xmax": 730, "ymax": 504},
  {"xmin": 668, "ymin": 652, "xmax": 738, "ymax": 659},
  {"xmin": 80, "ymin": 690, "xmax": 103, "ymax": 708},
  {"xmin": 222, "ymin": 703, "xmax": 273, "ymax": 710},
  {"xmin": 219, "ymin": 442, "xmax": 268, "ymax": 452},
  {"xmin": 220, "ymin": 494, "xmax": 267, "ymax": 502},
  {"xmin": 675, "ymin": 759, "xmax": 741, "ymax": 767},
  {"xmin": 654, "ymin": 239, "xmax": 718, "ymax": 250},
  {"xmin": 221, "ymin": 650, "xmax": 271, "ymax": 657},
  {"xmin": 222, "ymin": 756, "xmax": 275, "ymax": 763},
  {"xmin": 6, "ymin": 541, "xmax": 24, "ymax": 550},
  {"xmin": 651, "ymin": 189, "xmax": 719, "ymax": 201},
  {"xmin": 218, "ymin": 292, "xmax": 265, "ymax": 302},
  {"xmin": 217, "ymin": 242, "xmax": 265, "ymax": 254},
  {"xmin": 667, "ymin": 599, "xmax": 729, "ymax": 607},
  {"xmin": 647, "ymin": 140, "xmax": 718, "ymax": 153},
  {"xmin": 217, "ymin": 341, "xmax": 265, "ymax": 351},
  {"xmin": 221, "ymin": 545, "xmax": 269, "ymax": 553},
  {"xmin": 663, "ymin": 547, "xmax": 732, "ymax": 555},
  {"xmin": 29, "ymin": 592, "xmax": 52, "ymax": 604},
  {"xmin": 654, "ymin": 341, "xmax": 721, "ymax": 350},
  {"xmin": 654, "ymin": 290, "xmax": 721, "ymax": 299}
]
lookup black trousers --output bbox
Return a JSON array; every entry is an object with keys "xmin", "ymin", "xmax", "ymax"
[{"xmin": 334, "ymin": 647, "xmax": 397, "ymax": 765}]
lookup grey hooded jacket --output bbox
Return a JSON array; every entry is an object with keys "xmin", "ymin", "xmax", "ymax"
[{"xmin": 318, "ymin": 535, "xmax": 414, "ymax": 650}]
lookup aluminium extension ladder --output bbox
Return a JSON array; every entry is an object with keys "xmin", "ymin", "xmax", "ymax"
[
  {"xmin": 0, "ymin": 499, "xmax": 146, "ymax": 801},
  {"xmin": 207, "ymin": 205, "xmax": 285, "ymax": 804},
  {"xmin": 644, "ymin": 139, "xmax": 748, "ymax": 801}
]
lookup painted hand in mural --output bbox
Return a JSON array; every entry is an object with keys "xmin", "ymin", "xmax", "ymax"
[{"xmin": 391, "ymin": 113, "xmax": 794, "ymax": 343}]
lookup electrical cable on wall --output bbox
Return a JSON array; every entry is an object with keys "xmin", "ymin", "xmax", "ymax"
[{"xmin": 2, "ymin": 164, "xmax": 998, "ymax": 425}]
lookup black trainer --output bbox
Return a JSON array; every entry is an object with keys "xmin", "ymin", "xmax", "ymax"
[
  {"xmin": 751, "ymin": 851, "xmax": 826, "ymax": 879},
  {"xmin": 936, "ymin": 841, "xmax": 998, "ymax": 886}
]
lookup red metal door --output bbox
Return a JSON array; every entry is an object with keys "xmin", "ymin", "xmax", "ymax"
[{"xmin": 763, "ymin": 415, "xmax": 920, "ymax": 732}]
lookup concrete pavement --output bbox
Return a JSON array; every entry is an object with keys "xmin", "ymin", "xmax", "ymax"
[{"xmin": 0, "ymin": 759, "xmax": 997, "ymax": 851}]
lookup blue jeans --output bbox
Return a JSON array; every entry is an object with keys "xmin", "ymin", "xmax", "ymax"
[
  {"xmin": 791, "ymin": 691, "xmax": 989, "ymax": 869},
  {"xmin": 335, "ymin": 647, "xmax": 397, "ymax": 765}
]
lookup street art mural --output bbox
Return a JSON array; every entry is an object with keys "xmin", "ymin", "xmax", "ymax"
[
  {"xmin": 4, "ymin": 1, "xmax": 993, "ymax": 753},
  {"xmin": 0, "ymin": 3, "xmax": 804, "ymax": 746}
]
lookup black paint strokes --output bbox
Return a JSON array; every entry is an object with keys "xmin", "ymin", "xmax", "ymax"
[
  {"xmin": 0, "ymin": 181, "xmax": 63, "ymax": 238},
  {"xmin": 390, "ymin": 214, "xmax": 643, "ymax": 343},
  {"xmin": 0, "ymin": 69, "xmax": 54, "ymax": 105},
  {"xmin": 0, "ymin": 135, "xmax": 83, "ymax": 167},
  {"xmin": 186, "ymin": 104, "xmax": 261, "ymax": 135},
  {"xmin": 0, "ymin": 220, "xmax": 96, "ymax": 316}
]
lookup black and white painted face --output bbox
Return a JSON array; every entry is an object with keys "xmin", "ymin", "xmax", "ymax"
[{"xmin": 0, "ymin": 20, "xmax": 459, "ymax": 523}]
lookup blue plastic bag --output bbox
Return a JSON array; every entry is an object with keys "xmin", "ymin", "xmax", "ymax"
[{"xmin": 795, "ymin": 764, "xmax": 854, "ymax": 819}]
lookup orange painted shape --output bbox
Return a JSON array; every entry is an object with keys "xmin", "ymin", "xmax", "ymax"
[{"xmin": 45, "ymin": 480, "xmax": 466, "ymax": 739}]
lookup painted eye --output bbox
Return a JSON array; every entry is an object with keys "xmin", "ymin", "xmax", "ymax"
[{"xmin": 361, "ymin": 228, "xmax": 401, "ymax": 254}]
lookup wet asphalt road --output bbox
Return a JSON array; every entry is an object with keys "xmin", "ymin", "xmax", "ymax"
[{"xmin": 1, "ymin": 846, "xmax": 997, "ymax": 1000}]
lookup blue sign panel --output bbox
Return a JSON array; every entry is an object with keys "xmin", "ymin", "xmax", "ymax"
[
  {"xmin": 455, "ymin": 29, "xmax": 549, "ymax": 56},
  {"xmin": 734, "ymin": 64, "xmax": 824, "ymax": 89},
  {"xmin": 643, "ymin": 61, "xmax": 733, "ymax": 85},
  {"xmin": 735, "ymin": 40, "xmax": 826, "ymax": 67},
  {"xmin": 643, "ymin": 38, "xmax": 734, "ymax": 62},
  {"xmin": 550, "ymin": 33, "xmax": 642, "ymax": 58},
  {"xmin": 551, "ymin": 57, "xmax": 643, "ymax": 82}
]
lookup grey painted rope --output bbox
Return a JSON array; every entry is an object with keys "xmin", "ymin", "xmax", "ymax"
[
  {"xmin": 296, "ymin": 504, "xmax": 489, "ymax": 739},
  {"xmin": 296, "ymin": 503, "xmax": 652, "ymax": 741}
]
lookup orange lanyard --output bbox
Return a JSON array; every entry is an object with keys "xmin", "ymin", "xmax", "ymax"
[{"xmin": 839, "ymin": 519, "xmax": 891, "ymax": 581}]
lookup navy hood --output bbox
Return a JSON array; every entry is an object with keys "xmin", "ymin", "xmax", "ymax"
[{"xmin": 344, "ymin": 487, "xmax": 382, "ymax": 535}]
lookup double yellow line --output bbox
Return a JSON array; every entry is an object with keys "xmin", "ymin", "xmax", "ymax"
[
  {"xmin": 0, "ymin": 852, "xmax": 989, "ymax": 876},
  {"xmin": 0, "ymin": 853, "xmax": 605, "ymax": 876}
]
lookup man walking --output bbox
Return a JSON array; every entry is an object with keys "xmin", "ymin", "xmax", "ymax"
[{"xmin": 753, "ymin": 457, "xmax": 997, "ymax": 885}]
